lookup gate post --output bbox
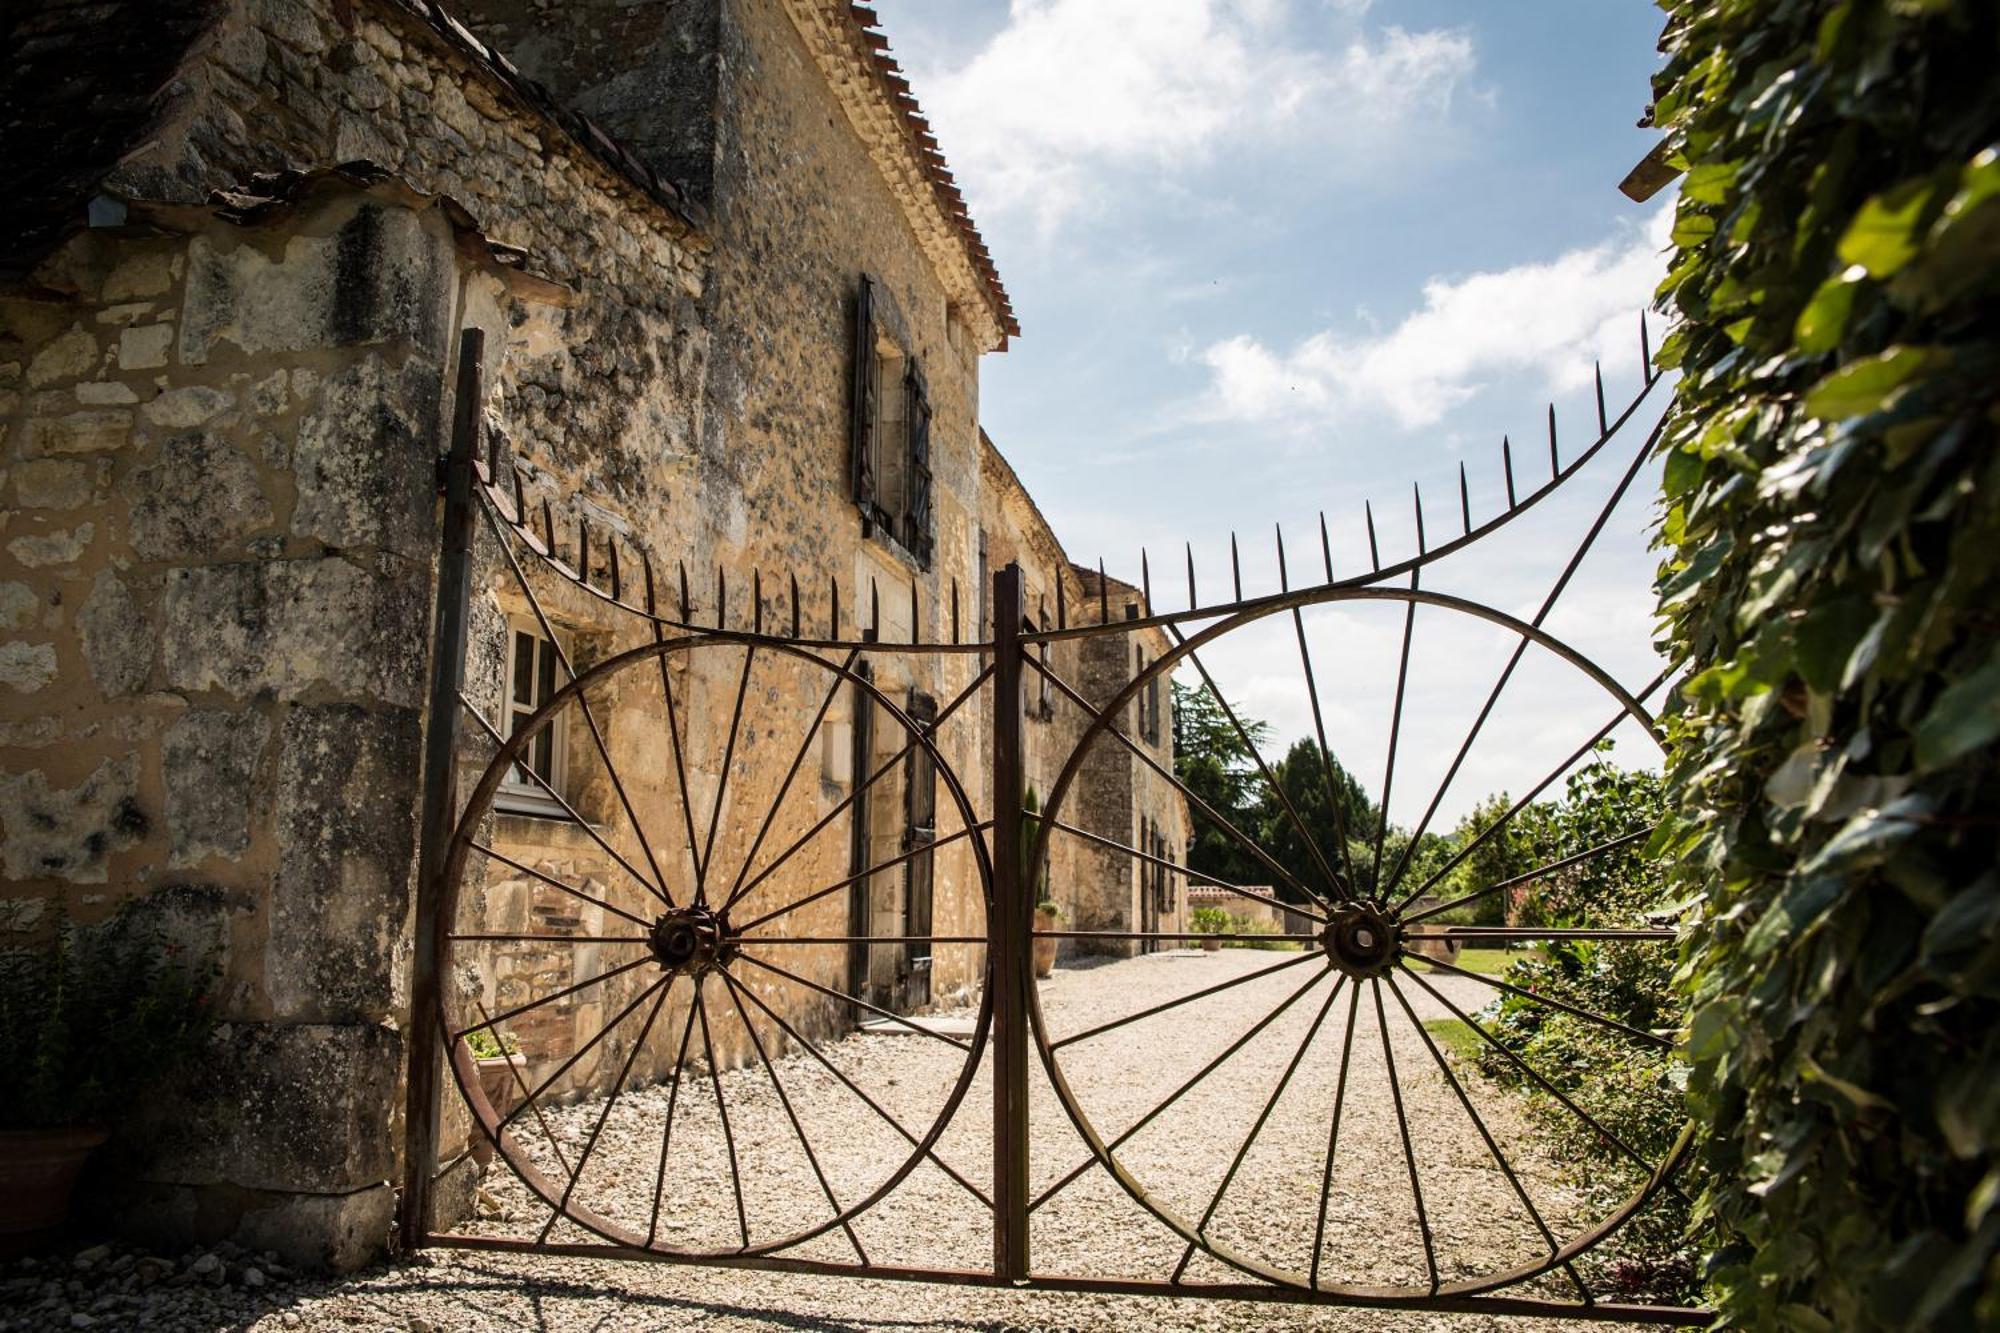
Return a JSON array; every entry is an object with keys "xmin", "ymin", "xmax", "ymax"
[
  {"xmin": 398, "ymin": 327, "xmax": 484, "ymax": 1250},
  {"xmin": 990, "ymin": 563, "xmax": 1030, "ymax": 1279}
]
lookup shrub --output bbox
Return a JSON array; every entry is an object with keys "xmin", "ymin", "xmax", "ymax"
[
  {"xmin": 1189, "ymin": 906, "xmax": 1232, "ymax": 936},
  {"xmin": 0, "ymin": 908, "xmax": 219, "ymax": 1130}
]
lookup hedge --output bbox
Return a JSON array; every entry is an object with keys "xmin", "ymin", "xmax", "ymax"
[{"xmin": 1647, "ymin": 0, "xmax": 1999, "ymax": 1327}]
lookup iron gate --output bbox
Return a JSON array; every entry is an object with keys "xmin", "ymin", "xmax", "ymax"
[{"xmin": 400, "ymin": 324, "xmax": 1707, "ymax": 1323}]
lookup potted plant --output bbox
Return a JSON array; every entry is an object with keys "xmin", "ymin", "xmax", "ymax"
[
  {"xmin": 464, "ymin": 1027, "xmax": 525, "ymax": 1166},
  {"xmin": 1023, "ymin": 788, "xmax": 1061, "ymax": 978},
  {"xmin": 0, "ymin": 908, "xmax": 217, "ymax": 1245},
  {"xmin": 1191, "ymin": 906, "xmax": 1231, "ymax": 952}
]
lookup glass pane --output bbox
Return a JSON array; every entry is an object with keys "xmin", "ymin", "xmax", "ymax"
[
  {"xmin": 534, "ymin": 634, "xmax": 558, "ymax": 706},
  {"xmin": 532, "ymin": 727, "xmax": 554, "ymax": 785},
  {"xmin": 511, "ymin": 632, "xmax": 534, "ymax": 706}
]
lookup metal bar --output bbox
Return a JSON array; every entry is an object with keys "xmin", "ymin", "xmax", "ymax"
[
  {"xmin": 1041, "ymin": 817, "xmax": 1325, "ymax": 926},
  {"xmin": 694, "ymin": 979, "xmax": 751, "ymax": 1250},
  {"xmin": 464, "ymin": 841, "xmax": 656, "ymax": 931},
  {"xmin": 1033, "ymin": 930, "xmax": 1314, "ymax": 943},
  {"xmin": 694, "ymin": 644, "xmax": 758, "ymax": 902},
  {"xmin": 1404, "ymin": 826, "xmax": 1655, "ymax": 925},
  {"xmin": 537, "ymin": 981, "xmax": 672, "ymax": 1243},
  {"xmin": 449, "ymin": 955, "xmax": 653, "ymax": 1043},
  {"xmin": 420, "ymin": 1234, "xmax": 1712, "ymax": 1323},
  {"xmin": 473, "ymin": 997, "xmax": 572, "ymax": 1178},
  {"xmin": 448, "ymin": 933, "xmax": 652, "ymax": 944},
  {"xmin": 490, "ymin": 973, "xmax": 672, "ymax": 1140},
  {"xmin": 1309, "ymin": 981, "xmax": 1361, "ymax": 1290},
  {"xmin": 1406, "ymin": 926, "xmax": 1674, "ymax": 942},
  {"xmin": 1373, "ymin": 978, "xmax": 1438, "ymax": 1294},
  {"xmin": 1290, "ymin": 605, "xmax": 1361, "ymax": 896},
  {"xmin": 735, "ymin": 934, "xmax": 987, "ymax": 946},
  {"xmin": 400, "ymin": 327, "xmax": 484, "ymax": 1252},
  {"xmin": 991, "ymin": 563, "xmax": 1031, "ymax": 1280},
  {"xmin": 643, "ymin": 996, "xmax": 702, "ymax": 1247},
  {"xmin": 1369, "ymin": 575, "xmax": 1419, "ymax": 902},
  {"xmin": 1051, "ymin": 949, "xmax": 1321, "ymax": 1051},
  {"xmin": 1421, "ymin": 954, "xmax": 1672, "ymax": 1049},
  {"xmin": 737, "ymin": 952, "xmax": 973, "ymax": 1052},
  {"xmin": 733, "ymin": 821, "xmax": 989, "ymax": 935}
]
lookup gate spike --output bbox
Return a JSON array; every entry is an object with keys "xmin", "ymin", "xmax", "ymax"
[
  {"xmin": 791, "ymin": 571, "xmax": 801, "ymax": 639},
  {"xmin": 1275, "ymin": 523, "xmax": 1289, "ymax": 592},
  {"xmin": 678, "ymin": 560, "xmax": 692, "ymax": 623},
  {"xmin": 951, "ymin": 579, "xmax": 960, "ymax": 644},
  {"xmin": 1365, "ymin": 501, "xmax": 1381, "ymax": 571},
  {"xmin": 1548, "ymin": 403, "xmax": 1560, "ymax": 478},
  {"xmin": 716, "ymin": 565, "xmax": 727, "ymax": 629},
  {"xmin": 1229, "ymin": 533, "xmax": 1242, "ymax": 602},
  {"xmin": 1185, "ymin": 542, "xmax": 1197, "ymax": 611},
  {"xmin": 640, "ymin": 548, "xmax": 658, "ymax": 616},
  {"xmin": 1502, "ymin": 436, "xmax": 1517, "ymax": 509},
  {"xmin": 1319, "ymin": 511, "xmax": 1333, "ymax": 584},
  {"xmin": 752, "ymin": 568, "xmax": 763, "ymax": 634},
  {"xmin": 484, "ymin": 417, "xmax": 499, "ymax": 482},
  {"xmin": 577, "ymin": 516, "xmax": 591, "ymax": 587},
  {"xmin": 1097, "ymin": 558, "xmax": 1109, "ymax": 623},
  {"xmin": 870, "ymin": 578, "xmax": 881, "ymax": 640},
  {"xmin": 1413, "ymin": 482, "xmax": 1428, "ymax": 555},
  {"xmin": 1639, "ymin": 310, "xmax": 1653, "ymax": 384},
  {"xmin": 1594, "ymin": 361, "xmax": 1608, "ymax": 436},
  {"xmin": 1140, "ymin": 548, "xmax": 1152, "ymax": 613},
  {"xmin": 541, "ymin": 496, "xmax": 556, "ymax": 559},
  {"xmin": 510, "ymin": 466, "xmax": 525, "ymax": 526},
  {"xmin": 830, "ymin": 575, "xmax": 841, "ymax": 640},
  {"xmin": 1459, "ymin": 462, "xmax": 1472, "ymax": 535},
  {"xmin": 609, "ymin": 534, "xmax": 623, "ymax": 602}
]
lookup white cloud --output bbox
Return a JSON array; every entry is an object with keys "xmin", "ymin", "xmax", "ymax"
[
  {"xmin": 916, "ymin": 0, "xmax": 1476, "ymax": 234},
  {"xmin": 1198, "ymin": 204, "xmax": 1675, "ymax": 431}
]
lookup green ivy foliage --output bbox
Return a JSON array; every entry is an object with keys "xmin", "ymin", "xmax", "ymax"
[{"xmin": 1648, "ymin": 0, "xmax": 2000, "ymax": 1326}]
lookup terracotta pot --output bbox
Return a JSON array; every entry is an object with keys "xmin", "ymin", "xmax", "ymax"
[
  {"xmin": 1033, "ymin": 905, "xmax": 1060, "ymax": 978},
  {"xmin": 470, "ymin": 1054, "xmax": 526, "ymax": 1167},
  {"xmin": 0, "ymin": 1126, "xmax": 109, "ymax": 1244},
  {"xmin": 1201, "ymin": 937, "xmax": 1223, "ymax": 953}
]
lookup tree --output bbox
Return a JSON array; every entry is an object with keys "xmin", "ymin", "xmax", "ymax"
[{"xmin": 1170, "ymin": 677, "xmax": 1272, "ymax": 890}]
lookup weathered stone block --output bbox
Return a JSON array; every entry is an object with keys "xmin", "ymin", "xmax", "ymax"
[
  {"xmin": 78, "ymin": 568, "xmax": 154, "ymax": 696},
  {"xmin": 136, "ymin": 1021, "xmax": 401, "ymax": 1195},
  {"xmin": 0, "ymin": 641, "xmax": 57, "ymax": 693},
  {"xmin": 160, "ymin": 556, "xmax": 427, "ymax": 707},
  {"xmin": 141, "ymin": 385, "xmax": 234, "ymax": 429},
  {"xmin": 25, "ymin": 410, "xmax": 130, "ymax": 455},
  {"xmin": 25, "ymin": 326, "xmax": 100, "ymax": 386},
  {"xmin": 234, "ymin": 1183, "xmax": 394, "ymax": 1273},
  {"xmin": 163, "ymin": 710, "xmax": 271, "ymax": 864},
  {"xmin": 0, "ymin": 755, "xmax": 146, "ymax": 882},
  {"xmin": 0, "ymin": 581, "xmax": 38, "ymax": 631},
  {"xmin": 102, "ymin": 250, "xmax": 176, "ymax": 302},
  {"xmin": 5, "ymin": 522, "xmax": 93, "ymax": 568},
  {"xmin": 179, "ymin": 202, "xmax": 448, "ymax": 365},
  {"xmin": 292, "ymin": 356, "xmax": 441, "ymax": 560},
  {"xmin": 11, "ymin": 458, "xmax": 95, "ymax": 509},
  {"xmin": 130, "ymin": 433, "xmax": 274, "ymax": 560},
  {"xmin": 118, "ymin": 323, "xmax": 175, "ymax": 370},
  {"xmin": 267, "ymin": 704, "xmax": 420, "ymax": 1021}
]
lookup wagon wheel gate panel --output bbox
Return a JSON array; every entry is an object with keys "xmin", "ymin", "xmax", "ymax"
[{"xmin": 401, "ymin": 324, "xmax": 1708, "ymax": 1323}]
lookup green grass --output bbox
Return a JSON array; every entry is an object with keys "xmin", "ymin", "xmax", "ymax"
[
  {"xmin": 1407, "ymin": 945, "xmax": 1521, "ymax": 976},
  {"xmin": 1423, "ymin": 1017, "xmax": 1482, "ymax": 1063}
]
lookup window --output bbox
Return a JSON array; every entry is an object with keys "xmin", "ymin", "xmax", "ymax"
[
  {"xmin": 497, "ymin": 620, "xmax": 571, "ymax": 817},
  {"xmin": 1136, "ymin": 648, "xmax": 1161, "ymax": 743},
  {"xmin": 852, "ymin": 276, "xmax": 934, "ymax": 567}
]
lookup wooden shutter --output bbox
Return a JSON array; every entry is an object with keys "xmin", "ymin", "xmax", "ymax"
[
  {"xmin": 847, "ymin": 660, "xmax": 877, "ymax": 1012},
  {"xmin": 902, "ymin": 690, "xmax": 939, "ymax": 1007},
  {"xmin": 904, "ymin": 362, "xmax": 933, "ymax": 566},
  {"xmin": 851, "ymin": 277, "xmax": 878, "ymax": 527}
]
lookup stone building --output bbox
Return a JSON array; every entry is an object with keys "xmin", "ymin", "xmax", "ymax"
[{"xmin": 1, "ymin": 0, "xmax": 1187, "ymax": 1272}]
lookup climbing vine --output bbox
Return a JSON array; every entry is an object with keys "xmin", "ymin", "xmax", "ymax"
[{"xmin": 1648, "ymin": 0, "xmax": 1999, "ymax": 1327}]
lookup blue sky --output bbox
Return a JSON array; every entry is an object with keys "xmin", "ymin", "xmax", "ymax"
[{"xmin": 875, "ymin": 0, "xmax": 1678, "ymax": 829}]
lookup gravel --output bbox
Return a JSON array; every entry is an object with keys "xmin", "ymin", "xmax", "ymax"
[{"xmin": 7, "ymin": 950, "xmax": 1669, "ymax": 1331}]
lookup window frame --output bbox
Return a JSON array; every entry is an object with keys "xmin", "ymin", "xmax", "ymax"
[{"xmin": 495, "ymin": 617, "xmax": 574, "ymax": 820}]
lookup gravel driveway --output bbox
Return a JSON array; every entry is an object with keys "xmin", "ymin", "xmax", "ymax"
[{"xmin": 8, "ymin": 950, "xmax": 1674, "ymax": 1331}]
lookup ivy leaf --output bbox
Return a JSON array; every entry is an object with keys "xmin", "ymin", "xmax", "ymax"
[
  {"xmin": 1837, "ymin": 177, "xmax": 1940, "ymax": 277},
  {"xmin": 1913, "ymin": 653, "xmax": 2000, "ymax": 770},
  {"xmin": 1794, "ymin": 267, "xmax": 1866, "ymax": 354},
  {"xmin": 1802, "ymin": 346, "xmax": 1938, "ymax": 420}
]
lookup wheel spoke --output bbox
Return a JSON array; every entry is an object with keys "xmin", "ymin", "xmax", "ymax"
[
  {"xmin": 1168, "ymin": 627, "xmax": 1341, "ymax": 907},
  {"xmin": 1385, "ymin": 974, "xmax": 1588, "ymax": 1300},
  {"xmin": 1405, "ymin": 926, "xmax": 1674, "ymax": 943},
  {"xmin": 485, "ymin": 506, "xmax": 675, "ymax": 906},
  {"xmin": 1053, "ymin": 949, "xmax": 1323, "ymax": 1051},
  {"xmin": 1392, "ymin": 668, "xmax": 1668, "ymax": 914},
  {"xmin": 1421, "ymin": 954, "xmax": 1670, "ymax": 1049},
  {"xmin": 736, "ymin": 954, "xmax": 972, "ymax": 1052},
  {"xmin": 719, "ymin": 972, "xmax": 869, "ymax": 1265},
  {"xmin": 1397, "ymin": 962, "xmax": 1678, "ymax": 1193},
  {"xmin": 644, "ymin": 996, "xmax": 703, "ymax": 1247},
  {"xmin": 692, "ymin": 978, "xmax": 751, "ymax": 1250},
  {"xmin": 452, "ymin": 954, "xmax": 654, "ymax": 1041},
  {"xmin": 471, "ymin": 998, "xmax": 572, "ymax": 1178},
  {"xmin": 449, "ymin": 933, "xmax": 652, "ymax": 944},
  {"xmin": 695, "ymin": 645, "xmax": 758, "ymax": 903},
  {"xmin": 717, "ymin": 648, "xmax": 862, "ymax": 914},
  {"xmin": 1369, "ymin": 578, "xmax": 1419, "ymax": 903},
  {"xmin": 1044, "ymin": 818, "xmax": 1325, "ymax": 926},
  {"xmin": 1373, "ymin": 978, "xmax": 1438, "ymax": 1294},
  {"xmin": 648, "ymin": 621, "xmax": 705, "ymax": 894},
  {"xmin": 727, "ymin": 967, "xmax": 992, "ymax": 1209},
  {"xmin": 1377, "ymin": 426, "xmax": 1658, "ymax": 901},
  {"xmin": 736, "ymin": 935, "xmax": 986, "ymax": 946},
  {"xmin": 1031, "ymin": 962, "xmax": 1330, "ymax": 1212},
  {"xmin": 732, "ymin": 822, "xmax": 989, "ymax": 936},
  {"xmin": 1031, "ymin": 654, "xmax": 1328, "ymax": 914},
  {"xmin": 1309, "ymin": 982, "xmax": 1362, "ymax": 1290},
  {"xmin": 1291, "ymin": 606, "xmax": 1363, "ymax": 899},
  {"xmin": 1402, "ymin": 826, "xmax": 1656, "ymax": 926},
  {"xmin": 464, "ymin": 698, "xmax": 669, "ymax": 909},
  {"xmin": 465, "ymin": 840, "xmax": 657, "ymax": 930},
  {"xmin": 493, "ymin": 971, "xmax": 675, "ymax": 1140},
  {"xmin": 537, "ymin": 979, "xmax": 673, "ymax": 1242}
]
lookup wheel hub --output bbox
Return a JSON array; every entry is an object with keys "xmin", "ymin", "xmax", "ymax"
[
  {"xmin": 649, "ymin": 905, "xmax": 730, "ymax": 973},
  {"xmin": 1321, "ymin": 902, "xmax": 1400, "ymax": 978}
]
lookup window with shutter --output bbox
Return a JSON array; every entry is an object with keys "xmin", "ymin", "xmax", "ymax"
[
  {"xmin": 903, "ymin": 362, "xmax": 933, "ymax": 567},
  {"xmin": 851, "ymin": 277, "xmax": 878, "ymax": 526}
]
